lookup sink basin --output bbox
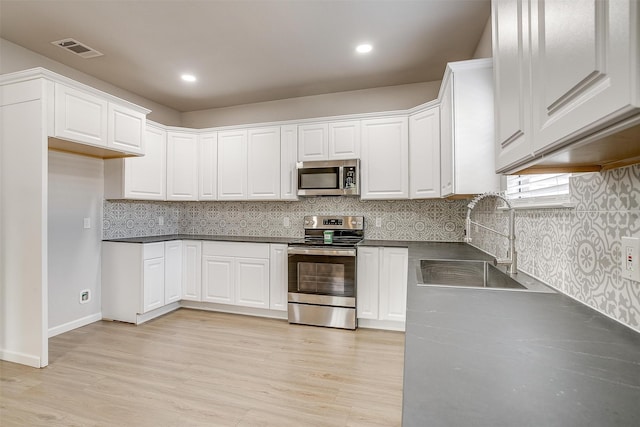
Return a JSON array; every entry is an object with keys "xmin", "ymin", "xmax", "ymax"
[{"xmin": 417, "ymin": 259, "xmax": 526, "ymax": 290}]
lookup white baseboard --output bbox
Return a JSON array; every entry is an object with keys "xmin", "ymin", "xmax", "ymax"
[
  {"xmin": 0, "ymin": 349, "xmax": 41, "ymax": 368},
  {"xmin": 357, "ymin": 318, "xmax": 406, "ymax": 332},
  {"xmin": 180, "ymin": 301, "xmax": 288, "ymax": 320},
  {"xmin": 136, "ymin": 302, "xmax": 181, "ymax": 325},
  {"xmin": 48, "ymin": 312, "xmax": 103, "ymax": 338}
]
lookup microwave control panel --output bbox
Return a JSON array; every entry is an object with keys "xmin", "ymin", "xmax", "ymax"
[{"xmin": 344, "ymin": 166, "xmax": 357, "ymax": 189}]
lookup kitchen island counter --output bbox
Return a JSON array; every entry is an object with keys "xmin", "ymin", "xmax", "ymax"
[{"xmin": 401, "ymin": 241, "xmax": 640, "ymax": 426}]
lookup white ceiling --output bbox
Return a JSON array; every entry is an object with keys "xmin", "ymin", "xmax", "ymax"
[{"xmin": 0, "ymin": 0, "xmax": 490, "ymax": 112}]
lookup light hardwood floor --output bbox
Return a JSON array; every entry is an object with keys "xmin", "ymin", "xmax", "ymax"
[{"xmin": 1, "ymin": 309, "xmax": 405, "ymax": 426}]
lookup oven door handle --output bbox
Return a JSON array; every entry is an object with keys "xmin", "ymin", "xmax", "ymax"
[{"xmin": 287, "ymin": 247, "xmax": 356, "ymax": 257}]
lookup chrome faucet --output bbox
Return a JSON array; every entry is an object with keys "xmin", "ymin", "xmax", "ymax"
[{"xmin": 464, "ymin": 192, "xmax": 518, "ymax": 275}]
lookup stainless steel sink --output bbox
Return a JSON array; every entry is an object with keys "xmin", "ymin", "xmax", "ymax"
[{"xmin": 417, "ymin": 259, "xmax": 527, "ymax": 290}]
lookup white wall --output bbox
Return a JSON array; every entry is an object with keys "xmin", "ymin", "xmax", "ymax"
[
  {"xmin": 0, "ymin": 38, "xmax": 182, "ymax": 126},
  {"xmin": 48, "ymin": 151, "xmax": 103, "ymax": 336},
  {"xmin": 472, "ymin": 18, "xmax": 492, "ymax": 59},
  {"xmin": 181, "ymin": 81, "xmax": 442, "ymax": 128}
]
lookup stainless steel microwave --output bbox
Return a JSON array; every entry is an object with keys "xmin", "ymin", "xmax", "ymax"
[{"xmin": 297, "ymin": 159, "xmax": 360, "ymax": 196}]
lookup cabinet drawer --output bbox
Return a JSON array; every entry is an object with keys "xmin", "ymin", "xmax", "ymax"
[
  {"xmin": 202, "ymin": 241, "xmax": 269, "ymax": 258},
  {"xmin": 143, "ymin": 242, "xmax": 165, "ymax": 259}
]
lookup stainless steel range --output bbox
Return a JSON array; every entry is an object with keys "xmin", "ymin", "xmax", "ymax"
[{"xmin": 287, "ymin": 215, "xmax": 364, "ymax": 330}]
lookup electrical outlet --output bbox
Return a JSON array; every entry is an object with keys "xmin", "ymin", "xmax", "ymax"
[
  {"xmin": 83, "ymin": 217, "xmax": 91, "ymax": 229},
  {"xmin": 283, "ymin": 217, "xmax": 290, "ymax": 227},
  {"xmin": 375, "ymin": 217, "xmax": 382, "ymax": 228},
  {"xmin": 621, "ymin": 236, "xmax": 640, "ymax": 282},
  {"xmin": 158, "ymin": 216, "xmax": 164, "ymax": 226},
  {"xmin": 79, "ymin": 289, "xmax": 90, "ymax": 304}
]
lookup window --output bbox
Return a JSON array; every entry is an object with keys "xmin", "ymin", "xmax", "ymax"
[{"xmin": 505, "ymin": 173, "xmax": 573, "ymax": 207}]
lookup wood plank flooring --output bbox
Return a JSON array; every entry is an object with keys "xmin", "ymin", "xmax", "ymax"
[{"xmin": 1, "ymin": 309, "xmax": 405, "ymax": 426}]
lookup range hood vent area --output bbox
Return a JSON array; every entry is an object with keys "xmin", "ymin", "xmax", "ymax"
[{"xmin": 51, "ymin": 38, "xmax": 103, "ymax": 59}]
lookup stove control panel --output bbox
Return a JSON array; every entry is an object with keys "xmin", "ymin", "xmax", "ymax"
[{"xmin": 303, "ymin": 215, "xmax": 364, "ymax": 230}]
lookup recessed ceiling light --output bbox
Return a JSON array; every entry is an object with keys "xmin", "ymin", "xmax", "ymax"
[
  {"xmin": 356, "ymin": 44, "xmax": 373, "ymax": 54},
  {"xmin": 181, "ymin": 74, "xmax": 197, "ymax": 82}
]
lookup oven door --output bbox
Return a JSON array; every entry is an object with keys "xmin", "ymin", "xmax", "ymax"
[{"xmin": 287, "ymin": 246, "xmax": 357, "ymax": 329}]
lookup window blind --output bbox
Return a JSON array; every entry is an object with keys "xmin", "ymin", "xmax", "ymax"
[{"xmin": 506, "ymin": 173, "xmax": 571, "ymax": 200}]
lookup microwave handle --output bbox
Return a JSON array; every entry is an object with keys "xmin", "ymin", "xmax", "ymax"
[{"xmin": 338, "ymin": 166, "xmax": 344, "ymax": 190}]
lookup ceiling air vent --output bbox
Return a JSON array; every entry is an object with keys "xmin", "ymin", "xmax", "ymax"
[{"xmin": 51, "ymin": 38, "xmax": 103, "ymax": 59}]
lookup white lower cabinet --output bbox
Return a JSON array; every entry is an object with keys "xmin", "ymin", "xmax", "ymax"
[
  {"xmin": 202, "ymin": 255, "xmax": 235, "ymax": 304},
  {"xmin": 269, "ymin": 244, "xmax": 288, "ymax": 311},
  {"xmin": 164, "ymin": 240, "xmax": 183, "ymax": 304},
  {"xmin": 102, "ymin": 241, "xmax": 180, "ymax": 324},
  {"xmin": 181, "ymin": 240, "xmax": 202, "ymax": 301},
  {"xmin": 201, "ymin": 242, "xmax": 270, "ymax": 308},
  {"xmin": 357, "ymin": 246, "xmax": 408, "ymax": 330},
  {"xmin": 143, "ymin": 256, "xmax": 165, "ymax": 313}
]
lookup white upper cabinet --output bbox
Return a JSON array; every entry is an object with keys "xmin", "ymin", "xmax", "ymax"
[
  {"xmin": 360, "ymin": 116, "xmax": 409, "ymax": 200},
  {"xmin": 530, "ymin": 0, "xmax": 638, "ymax": 153},
  {"xmin": 328, "ymin": 120, "xmax": 361, "ymax": 159},
  {"xmin": 53, "ymin": 82, "xmax": 146, "ymax": 155},
  {"xmin": 217, "ymin": 129, "xmax": 248, "ymax": 200},
  {"xmin": 493, "ymin": 0, "xmax": 640, "ymax": 173},
  {"xmin": 104, "ymin": 123, "xmax": 167, "ymax": 200},
  {"xmin": 199, "ymin": 132, "xmax": 218, "ymax": 200},
  {"xmin": 108, "ymin": 103, "xmax": 145, "ymax": 155},
  {"xmin": 409, "ymin": 105, "xmax": 441, "ymax": 199},
  {"xmin": 280, "ymin": 125, "xmax": 298, "ymax": 200},
  {"xmin": 166, "ymin": 131, "xmax": 199, "ymax": 201},
  {"xmin": 493, "ymin": 0, "xmax": 533, "ymax": 172},
  {"xmin": 439, "ymin": 59, "xmax": 500, "ymax": 197},
  {"xmin": 247, "ymin": 126, "xmax": 281, "ymax": 200},
  {"xmin": 54, "ymin": 83, "xmax": 108, "ymax": 147},
  {"xmin": 298, "ymin": 121, "xmax": 360, "ymax": 161},
  {"xmin": 298, "ymin": 123, "xmax": 328, "ymax": 161}
]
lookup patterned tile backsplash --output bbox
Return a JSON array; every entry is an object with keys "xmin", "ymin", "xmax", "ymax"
[
  {"xmin": 103, "ymin": 197, "xmax": 469, "ymax": 241},
  {"xmin": 468, "ymin": 164, "xmax": 640, "ymax": 333},
  {"xmin": 103, "ymin": 164, "xmax": 640, "ymax": 332}
]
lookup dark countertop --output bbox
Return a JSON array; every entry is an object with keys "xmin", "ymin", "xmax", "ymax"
[
  {"xmin": 102, "ymin": 234, "xmax": 296, "ymax": 244},
  {"xmin": 402, "ymin": 243, "xmax": 640, "ymax": 426}
]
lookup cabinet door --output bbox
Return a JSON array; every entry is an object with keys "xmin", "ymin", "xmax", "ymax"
[
  {"xmin": 164, "ymin": 241, "xmax": 182, "ymax": 304},
  {"xmin": 493, "ymin": 0, "xmax": 533, "ymax": 172},
  {"xmin": 530, "ymin": 0, "xmax": 637, "ymax": 153},
  {"xmin": 356, "ymin": 247, "xmax": 380, "ymax": 320},
  {"xmin": 181, "ymin": 241, "xmax": 202, "ymax": 301},
  {"xmin": 439, "ymin": 76, "xmax": 454, "ymax": 197},
  {"xmin": 235, "ymin": 257, "xmax": 270, "ymax": 309},
  {"xmin": 143, "ymin": 257, "xmax": 165, "ymax": 313},
  {"xmin": 108, "ymin": 103, "xmax": 145, "ymax": 155},
  {"xmin": 124, "ymin": 124, "xmax": 166, "ymax": 200},
  {"xmin": 298, "ymin": 123, "xmax": 328, "ymax": 161},
  {"xmin": 269, "ymin": 244, "xmax": 288, "ymax": 311},
  {"xmin": 280, "ymin": 125, "xmax": 298, "ymax": 200},
  {"xmin": 378, "ymin": 248, "xmax": 408, "ymax": 322},
  {"xmin": 166, "ymin": 131, "xmax": 198, "ymax": 201},
  {"xmin": 328, "ymin": 120, "xmax": 360, "ymax": 159},
  {"xmin": 199, "ymin": 132, "xmax": 218, "ymax": 200},
  {"xmin": 202, "ymin": 255, "xmax": 235, "ymax": 304},
  {"xmin": 360, "ymin": 116, "xmax": 409, "ymax": 200},
  {"xmin": 217, "ymin": 129, "xmax": 247, "ymax": 200},
  {"xmin": 54, "ymin": 83, "xmax": 107, "ymax": 146},
  {"xmin": 409, "ymin": 107, "xmax": 440, "ymax": 199},
  {"xmin": 247, "ymin": 127, "xmax": 281, "ymax": 200}
]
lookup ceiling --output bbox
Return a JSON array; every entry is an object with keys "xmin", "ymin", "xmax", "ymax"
[{"xmin": 0, "ymin": 0, "xmax": 490, "ymax": 112}]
